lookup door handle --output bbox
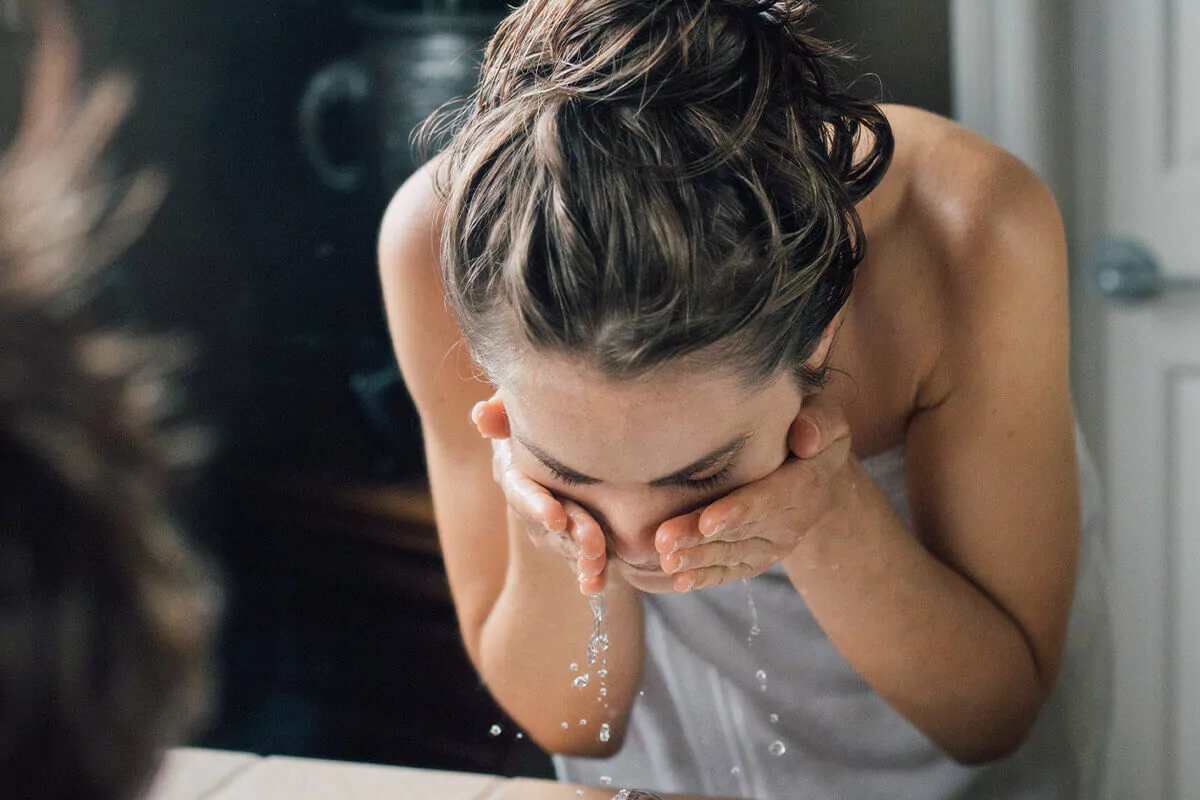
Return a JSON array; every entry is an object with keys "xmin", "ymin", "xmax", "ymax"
[{"xmin": 1093, "ymin": 238, "xmax": 1200, "ymax": 304}]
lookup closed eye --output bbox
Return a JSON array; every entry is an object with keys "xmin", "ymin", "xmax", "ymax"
[
  {"xmin": 680, "ymin": 466, "xmax": 732, "ymax": 491},
  {"xmin": 546, "ymin": 464, "xmax": 732, "ymax": 491}
]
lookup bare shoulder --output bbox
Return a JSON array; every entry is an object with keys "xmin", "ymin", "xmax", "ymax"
[
  {"xmin": 883, "ymin": 104, "xmax": 1065, "ymax": 291},
  {"xmin": 880, "ymin": 105, "xmax": 1070, "ymax": 406},
  {"xmin": 378, "ymin": 155, "xmax": 490, "ymax": 437}
]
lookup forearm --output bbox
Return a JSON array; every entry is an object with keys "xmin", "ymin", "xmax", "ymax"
[
  {"xmin": 784, "ymin": 458, "xmax": 1051, "ymax": 764},
  {"xmin": 476, "ymin": 509, "xmax": 644, "ymax": 757}
]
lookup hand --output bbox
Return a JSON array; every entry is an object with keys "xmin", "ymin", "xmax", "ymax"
[
  {"xmin": 471, "ymin": 394, "xmax": 608, "ymax": 594},
  {"xmin": 653, "ymin": 391, "xmax": 853, "ymax": 592}
]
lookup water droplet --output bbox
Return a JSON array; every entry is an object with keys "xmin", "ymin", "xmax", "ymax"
[
  {"xmin": 638, "ymin": 690, "xmax": 645, "ymax": 697},
  {"xmin": 600, "ymin": 775, "xmax": 612, "ymax": 785},
  {"xmin": 769, "ymin": 740, "xmax": 787, "ymax": 756},
  {"xmin": 570, "ymin": 662, "xmax": 579, "ymax": 672},
  {"xmin": 576, "ymin": 791, "xmax": 583, "ymax": 797},
  {"xmin": 731, "ymin": 766, "xmax": 742, "ymax": 776},
  {"xmin": 579, "ymin": 718, "xmax": 587, "ymax": 726},
  {"xmin": 599, "ymin": 722, "xmax": 611, "ymax": 742},
  {"xmin": 744, "ymin": 579, "xmax": 761, "ymax": 641},
  {"xmin": 588, "ymin": 593, "xmax": 609, "ymax": 667},
  {"xmin": 516, "ymin": 732, "xmax": 524, "ymax": 739},
  {"xmin": 573, "ymin": 674, "xmax": 590, "ymax": 688},
  {"xmin": 488, "ymin": 724, "xmax": 502, "ymax": 737},
  {"xmin": 756, "ymin": 669, "xmax": 768, "ymax": 691},
  {"xmin": 561, "ymin": 721, "xmax": 569, "ymax": 730},
  {"xmin": 769, "ymin": 713, "xmax": 779, "ymax": 724},
  {"xmin": 598, "ymin": 668, "xmax": 608, "ymax": 678}
]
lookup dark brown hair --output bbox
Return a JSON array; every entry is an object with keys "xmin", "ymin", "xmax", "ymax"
[
  {"xmin": 0, "ymin": 6, "xmax": 219, "ymax": 799},
  {"xmin": 420, "ymin": 0, "xmax": 893, "ymax": 387}
]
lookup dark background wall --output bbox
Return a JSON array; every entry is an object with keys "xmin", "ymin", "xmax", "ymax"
[{"xmin": 0, "ymin": 0, "xmax": 949, "ymax": 776}]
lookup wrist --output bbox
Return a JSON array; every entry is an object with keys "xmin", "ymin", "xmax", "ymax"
[{"xmin": 786, "ymin": 455, "xmax": 875, "ymax": 569}]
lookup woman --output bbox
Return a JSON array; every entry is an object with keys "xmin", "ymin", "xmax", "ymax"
[{"xmin": 379, "ymin": 0, "xmax": 1110, "ymax": 796}]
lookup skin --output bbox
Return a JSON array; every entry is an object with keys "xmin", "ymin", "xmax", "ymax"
[{"xmin": 379, "ymin": 104, "xmax": 1080, "ymax": 765}]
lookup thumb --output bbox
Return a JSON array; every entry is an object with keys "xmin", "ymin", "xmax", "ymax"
[
  {"xmin": 789, "ymin": 391, "xmax": 850, "ymax": 460},
  {"xmin": 471, "ymin": 393, "xmax": 511, "ymax": 439}
]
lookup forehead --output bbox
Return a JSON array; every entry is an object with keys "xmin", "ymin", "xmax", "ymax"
[{"xmin": 499, "ymin": 356, "xmax": 800, "ymax": 482}]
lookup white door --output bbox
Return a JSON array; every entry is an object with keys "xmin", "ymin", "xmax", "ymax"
[
  {"xmin": 1077, "ymin": 0, "xmax": 1200, "ymax": 798},
  {"xmin": 953, "ymin": 0, "xmax": 1200, "ymax": 796}
]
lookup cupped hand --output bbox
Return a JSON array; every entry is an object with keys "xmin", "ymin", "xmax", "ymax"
[
  {"xmin": 472, "ymin": 394, "xmax": 608, "ymax": 594},
  {"xmin": 653, "ymin": 391, "xmax": 854, "ymax": 593}
]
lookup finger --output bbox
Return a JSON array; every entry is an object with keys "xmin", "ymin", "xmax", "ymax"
[
  {"xmin": 699, "ymin": 455, "xmax": 840, "ymax": 541},
  {"xmin": 579, "ymin": 572, "xmax": 606, "ymax": 595},
  {"xmin": 661, "ymin": 537, "xmax": 777, "ymax": 575},
  {"xmin": 471, "ymin": 394, "xmax": 510, "ymax": 439},
  {"xmin": 654, "ymin": 510, "xmax": 702, "ymax": 556},
  {"xmin": 673, "ymin": 561, "xmax": 760, "ymax": 593},
  {"xmin": 563, "ymin": 503, "xmax": 607, "ymax": 594},
  {"xmin": 563, "ymin": 502, "xmax": 607, "ymax": 560},
  {"xmin": 503, "ymin": 463, "xmax": 568, "ymax": 532},
  {"xmin": 13, "ymin": 0, "xmax": 81, "ymax": 160},
  {"xmin": 790, "ymin": 391, "xmax": 851, "ymax": 460}
]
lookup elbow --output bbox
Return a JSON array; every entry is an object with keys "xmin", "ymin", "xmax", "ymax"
[
  {"xmin": 527, "ymin": 723, "xmax": 626, "ymax": 760},
  {"xmin": 937, "ymin": 698, "xmax": 1042, "ymax": 766},
  {"xmin": 943, "ymin": 730, "xmax": 1029, "ymax": 766}
]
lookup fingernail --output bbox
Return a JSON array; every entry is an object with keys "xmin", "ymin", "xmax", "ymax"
[
  {"xmin": 655, "ymin": 530, "xmax": 670, "ymax": 553},
  {"xmin": 704, "ymin": 522, "xmax": 725, "ymax": 539}
]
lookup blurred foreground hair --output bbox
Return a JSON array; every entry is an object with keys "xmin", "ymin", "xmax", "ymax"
[{"xmin": 0, "ymin": 4, "xmax": 219, "ymax": 799}]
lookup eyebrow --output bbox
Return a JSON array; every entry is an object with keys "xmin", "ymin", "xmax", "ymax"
[{"xmin": 511, "ymin": 430, "xmax": 754, "ymax": 488}]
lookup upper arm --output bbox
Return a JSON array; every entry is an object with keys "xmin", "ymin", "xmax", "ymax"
[
  {"xmin": 905, "ymin": 150, "xmax": 1079, "ymax": 690},
  {"xmin": 378, "ymin": 160, "xmax": 508, "ymax": 660}
]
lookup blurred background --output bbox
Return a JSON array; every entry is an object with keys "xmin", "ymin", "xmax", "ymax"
[{"xmin": 0, "ymin": 0, "xmax": 950, "ymax": 780}]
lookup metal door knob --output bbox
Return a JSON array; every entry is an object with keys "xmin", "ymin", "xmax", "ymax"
[{"xmin": 1093, "ymin": 238, "xmax": 1200, "ymax": 303}]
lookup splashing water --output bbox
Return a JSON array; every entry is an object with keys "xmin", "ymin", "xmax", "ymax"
[
  {"xmin": 588, "ymin": 593, "xmax": 609, "ymax": 666},
  {"xmin": 587, "ymin": 591, "xmax": 611, "ymax": 743},
  {"xmin": 488, "ymin": 724, "xmax": 502, "ymax": 737},
  {"xmin": 743, "ymin": 579, "xmax": 762, "ymax": 640},
  {"xmin": 570, "ymin": 662, "xmax": 579, "ymax": 672},
  {"xmin": 561, "ymin": 721, "xmax": 569, "ymax": 730},
  {"xmin": 756, "ymin": 669, "xmax": 768, "ymax": 692},
  {"xmin": 516, "ymin": 732, "xmax": 524, "ymax": 740},
  {"xmin": 769, "ymin": 740, "xmax": 787, "ymax": 756},
  {"xmin": 573, "ymin": 674, "xmax": 590, "ymax": 689},
  {"xmin": 579, "ymin": 718, "xmax": 587, "ymax": 726},
  {"xmin": 600, "ymin": 775, "xmax": 612, "ymax": 785},
  {"xmin": 769, "ymin": 713, "xmax": 779, "ymax": 724},
  {"xmin": 730, "ymin": 766, "xmax": 742, "ymax": 776}
]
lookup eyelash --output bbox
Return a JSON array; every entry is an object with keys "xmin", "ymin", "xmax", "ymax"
[
  {"xmin": 685, "ymin": 466, "xmax": 732, "ymax": 491},
  {"xmin": 546, "ymin": 465, "xmax": 732, "ymax": 491}
]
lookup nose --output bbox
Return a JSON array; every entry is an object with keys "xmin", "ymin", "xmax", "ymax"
[{"xmin": 596, "ymin": 498, "xmax": 692, "ymax": 567}]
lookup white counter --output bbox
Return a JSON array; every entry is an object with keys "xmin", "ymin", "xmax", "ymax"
[{"xmin": 143, "ymin": 748, "xmax": 735, "ymax": 800}]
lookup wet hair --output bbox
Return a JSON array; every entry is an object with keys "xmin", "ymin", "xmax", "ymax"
[
  {"xmin": 420, "ymin": 0, "xmax": 893, "ymax": 387},
  {"xmin": 0, "ymin": 10, "xmax": 219, "ymax": 799}
]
